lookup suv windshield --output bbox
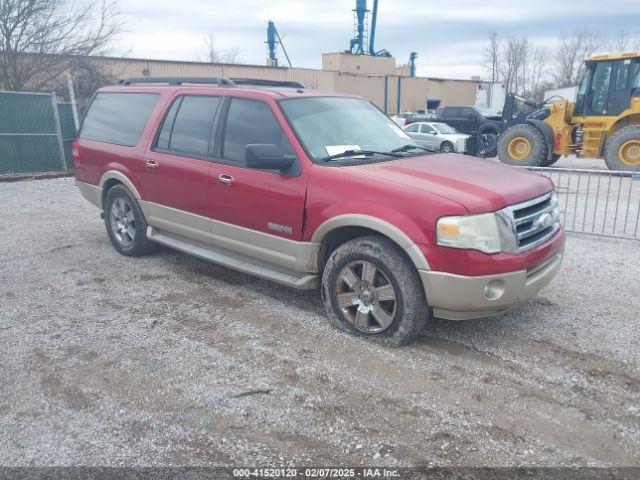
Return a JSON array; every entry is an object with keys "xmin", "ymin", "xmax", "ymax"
[{"xmin": 279, "ymin": 97, "xmax": 418, "ymax": 162}]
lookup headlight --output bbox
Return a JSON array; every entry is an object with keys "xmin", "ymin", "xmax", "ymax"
[{"xmin": 437, "ymin": 213, "xmax": 502, "ymax": 254}]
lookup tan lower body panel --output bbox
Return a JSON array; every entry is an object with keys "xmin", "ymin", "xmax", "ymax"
[
  {"xmin": 420, "ymin": 253, "xmax": 563, "ymax": 321},
  {"xmin": 140, "ymin": 201, "xmax": 320, "ymax": 275}
]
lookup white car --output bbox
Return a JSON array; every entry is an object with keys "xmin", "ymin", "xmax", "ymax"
[
  {"xmin": 403, "ymin": 121, "xmax": 470, "ymax": 153},
  {"xmin": 390, "ymin": 112, "xmax": 414, "ymax": 127}
]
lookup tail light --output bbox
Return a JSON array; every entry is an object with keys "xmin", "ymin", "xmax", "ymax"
[
  {"xmin": 72, "ymin": 141, "xmax": 81, "ymax": 168},
  {"xmin": 405, "ymin": 118, "xmax": 410, "ymax": 126}
]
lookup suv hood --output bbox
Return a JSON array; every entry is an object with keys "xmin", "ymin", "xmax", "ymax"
[{"xmin": 343, "ymin": 154, "xmax": 553, "ymax": 213}]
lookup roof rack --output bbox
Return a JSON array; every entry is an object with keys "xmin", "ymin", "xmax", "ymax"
[
  {"xmin": 230, "ymin": 78, "xmax": 305, "ymax": 89},
  {"xmin": 119, "ymin": 77, "xmax": 236, "ymax": 86}
]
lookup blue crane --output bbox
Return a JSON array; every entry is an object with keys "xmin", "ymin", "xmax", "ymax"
[
  {"xmin": 349, "ymin": 0, "xmax": 390, "ymax": 57},
  {"xmin": 266, "ymin": 20, "xmax": 292, "ymax": 68}
]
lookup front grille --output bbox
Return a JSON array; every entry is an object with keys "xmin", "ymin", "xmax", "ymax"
[{"xmin": 502, "ymin": 191, "xmax": 560, "ymax": 253}]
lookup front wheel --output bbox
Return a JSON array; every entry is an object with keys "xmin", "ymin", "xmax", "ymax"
[
  {"xmin": 498, "ymin": 124, "xmax": 547, "ymax": 166},
  {"xmin": 321, "ymin": 236, "xmax": 430, "ymax": 346},
  {"xmin": 440, "ymin": 141, "xmax": 454, "ymax": 153}
]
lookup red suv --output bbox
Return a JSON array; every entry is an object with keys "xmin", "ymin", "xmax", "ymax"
[{"xmin": 74, "ymin": 77, "xmax": 565, "ymax": 345}]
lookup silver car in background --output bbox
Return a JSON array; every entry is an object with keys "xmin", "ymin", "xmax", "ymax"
[{"xmin": 403, "ymin": 121, "xmax": 470, "ymax": 153}]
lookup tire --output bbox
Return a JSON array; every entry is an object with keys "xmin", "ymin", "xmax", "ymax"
[
  {"xmin": 540, "ymin": 153, "xmax": 561, "ymax": 167},
  {"xmin": 604, "ymin": 125, "xmax": 640, "ymax": 172},
  {"xmin": 498, "ymin": 124, "xmax": 547, "ymax": 166},
  {"xmin": 321, "ymin": 235, "xmax": 430, "ymax": 346},
  {"xmin": 104, "ymin": 184, "xmax": 156, "ymax": 257},
  {"xmin": 440, "ymin": 141, "xmax": 454, "ymax": 153}
]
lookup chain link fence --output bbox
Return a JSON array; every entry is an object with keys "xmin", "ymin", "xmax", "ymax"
[
  {"xmin": 527, "ymin": 166, "xmax": 640, "ymax": 241},
  {"xmin": 0, "ymin": 91, "xmax": 77, "ymax": 175}
]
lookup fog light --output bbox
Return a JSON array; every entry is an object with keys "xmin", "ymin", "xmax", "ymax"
[{"xmin": 483, "ymin": 280, "xmax": 505, "ymax": 300}]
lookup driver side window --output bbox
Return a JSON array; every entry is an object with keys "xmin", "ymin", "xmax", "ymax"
[
  {"xmin": 589, "ymin": 61, "xmax": 612, "ymax": 115},
  {"xmin": 420, "ymin": 125, "xmax": 436, "ymax": 134}
]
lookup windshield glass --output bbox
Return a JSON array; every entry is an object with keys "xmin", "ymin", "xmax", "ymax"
[
  {"xmin": 573, "ymin": 66, "xmax": 592, "ymax": 116},
  {"xmin": 279, "ymin": 97, "xmax": 416, "ymax": 161},
  {"xmin": 475, "ymin": 106, "xmax": 499, "ymax": 117},
  {"xmin": 432, "ymin": 122, "xmax": 456, "ymax": 134}
]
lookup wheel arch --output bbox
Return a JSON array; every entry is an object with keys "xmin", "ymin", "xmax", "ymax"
[
  {"xmin": 526, "ymin": 119, "xmax": 554, "ymax": 160},
  {"xmin": 310, "ymin": 215, "xmax": 431, "ymax": 273},
  {"xmin": 99, "ymin": 170, "xmax": 142, "ymax": 207}
]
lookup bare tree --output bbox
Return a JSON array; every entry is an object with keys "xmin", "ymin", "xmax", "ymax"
[
  {"xmin": 552, "ymin": 29, "xmax": 602, "ymax": 87},
  {"xmin": 526, "ymin": 46, "xmax": 548, "ymax": 100},
  {"xmin": 0, "ymin": 0, "xmax": 122, "ymax": 91},
  {"xmin": 499, "ymin": 37, "xmax": 530, "ymax": 94},
  {"xmin": 610, "ymin": 30, "xmax": 640, "ymax": 52},
  {"xmin": 199, "ymin": 33, "xmax": 242, "ymax": 64},
  {"xmin": 482, "ymin": 31, "xmax": 500, "ymax": 82}
]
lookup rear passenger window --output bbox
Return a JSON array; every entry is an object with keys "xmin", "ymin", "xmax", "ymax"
[
  {"xmin": 80, "ymin": 93, "xmax": 158, "ymax": 147},
  {"xmin": 157, "ymin": 95, "xmax": 222, "ymax": 156},
  {"xmin": 223, "ymin": 98, "xmax": 293, "ymax": 164}
]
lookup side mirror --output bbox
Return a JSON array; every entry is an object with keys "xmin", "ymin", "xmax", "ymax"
[{"xmin": 245, "ymin": 144, "xmax": 295, "ymax": 171}]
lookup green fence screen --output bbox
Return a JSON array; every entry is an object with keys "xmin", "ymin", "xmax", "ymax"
[{"xmin": 0, "ymin": 91, "xmax": 77, "ymax": 175}]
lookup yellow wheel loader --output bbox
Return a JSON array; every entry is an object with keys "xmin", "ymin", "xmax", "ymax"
[{"xmin": 498, "ymin": 53, "xmax": 640, "ymax": 171}]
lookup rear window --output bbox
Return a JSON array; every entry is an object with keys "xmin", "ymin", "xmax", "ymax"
[
  {"xmin": 80, "ymin": 93, "xmax": 159, "ymax": 147},
  {"xmin": 156, "ymin": 95, "xmax": 222, "ymax": 156}
]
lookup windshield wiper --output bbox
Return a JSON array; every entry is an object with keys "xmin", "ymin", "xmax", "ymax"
[
  {"xmin": 391, "ymin": 144, "xmax": 438, "ymax": 154},
  {"xmin": 319, "ymin": 149, "xmax": 404, "ymax": 163}
]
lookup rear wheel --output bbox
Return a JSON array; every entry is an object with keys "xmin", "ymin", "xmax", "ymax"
[
  {"xmin": 104, "ymin": 184, "xmax": 156, "ymax": 256},
  {"xmin": 498, "ymin": 124, "xmax": 547, "ymax": 166},
  {"xmin": 604, "ymin": 125, "xmax": 640, "ymax": 171},
  {"xmin": 321, "ymin": 235, "xmax": 430, "ymax": 346},
  {"xmin": 541, "ymin": 153, "xmax": 561, "ymax": 167}
]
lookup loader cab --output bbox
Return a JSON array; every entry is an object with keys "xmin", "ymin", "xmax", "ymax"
[{"xmin": 573, "ymin": 56, "xmax": 640, "ymax": 117}]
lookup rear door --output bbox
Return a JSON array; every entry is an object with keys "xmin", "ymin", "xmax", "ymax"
[
  {"xmin": 608, "ymin": 59, "xmax": 634, "ymax": 116},
  {"xmin": 141, "ymin": 94, "xmax": 223, "ymax": 242},
  {"xmin": 441, "ymin": 107, "xmax": 464, "ymax": 132},
  {"xmin": 207, "ymin": 95, "xmax": 308, "ymax": 266}
]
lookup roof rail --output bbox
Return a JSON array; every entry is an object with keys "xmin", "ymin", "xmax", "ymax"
[
  {"xmin": 230, "ymin": 78, "xmax": 305, "ymax": 89},
  {"xmin": 119, "ymin": 77, "xmax": 236, "ymax": 86}
]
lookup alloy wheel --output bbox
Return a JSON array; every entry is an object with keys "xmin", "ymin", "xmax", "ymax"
[
  {"xmin": 109, "ymin": 197, "xmax": 136, "ymax": 247},
  {"xmin": 335, "ymin": 260, "xmax": 398, "ymax": 333}
]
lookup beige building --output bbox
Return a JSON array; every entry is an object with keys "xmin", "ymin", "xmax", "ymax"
[{"xmin": 79, "ymin": 53, "xmax": 481, "ymax": 114}]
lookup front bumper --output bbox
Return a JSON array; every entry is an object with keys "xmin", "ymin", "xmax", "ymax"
[{"xmin": 419, "ymin": 250, "xmax": 563, "ymax": 320}]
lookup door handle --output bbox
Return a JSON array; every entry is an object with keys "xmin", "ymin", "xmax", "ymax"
[
  {"xmin": 146, "ymin": 160, "xmax": 159, "ymax": 170},
  {"xmin": 218, "ymin": 174, "xmax": 234, "ymax": 185}
]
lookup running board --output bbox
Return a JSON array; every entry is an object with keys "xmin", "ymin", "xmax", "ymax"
[{"xmin": 147, "ymin": 227, "xmax": 318, "ymax": 290}]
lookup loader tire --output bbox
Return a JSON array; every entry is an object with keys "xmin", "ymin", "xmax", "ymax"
[
  {"xmin": 604, "ymin": 125, "xmax": 640, "ymax": 172},
  {"xmin": 498, "ymin": 124, "xmax": 547, "ymax": 167},
  {"xmin": 541, "ymin": 153, "xmax": 561, "ymax": 167}
]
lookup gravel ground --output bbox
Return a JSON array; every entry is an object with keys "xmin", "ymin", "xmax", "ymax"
[{"xmin": 0, "ymin": 178, "xmax": 638, "ymax": 467}]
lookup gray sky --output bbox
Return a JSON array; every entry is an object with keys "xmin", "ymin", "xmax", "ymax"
[{"xmin": 117, "ymin": 0, "xmax": 640, "ymax": 79}]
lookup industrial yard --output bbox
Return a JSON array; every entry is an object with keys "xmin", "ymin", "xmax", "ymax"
[{"xmin": 1, "ymin": 178, "xmax": 638, "ymax": 467}]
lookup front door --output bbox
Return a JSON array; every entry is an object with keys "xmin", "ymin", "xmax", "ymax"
[
  {"xmin": 608, "ymin": 59, "xmax": 634, "ymax": 116},
  {"xmin": 419, "ymin": 124, "xmax": 440, "ymax": 149},
  {"xmin": 208, "ymin": 96, "xmax": 308, "ymax": 269},
  {"xmin": 142, "ymin": 94, "xmax": 223, "ymax": 242}
]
